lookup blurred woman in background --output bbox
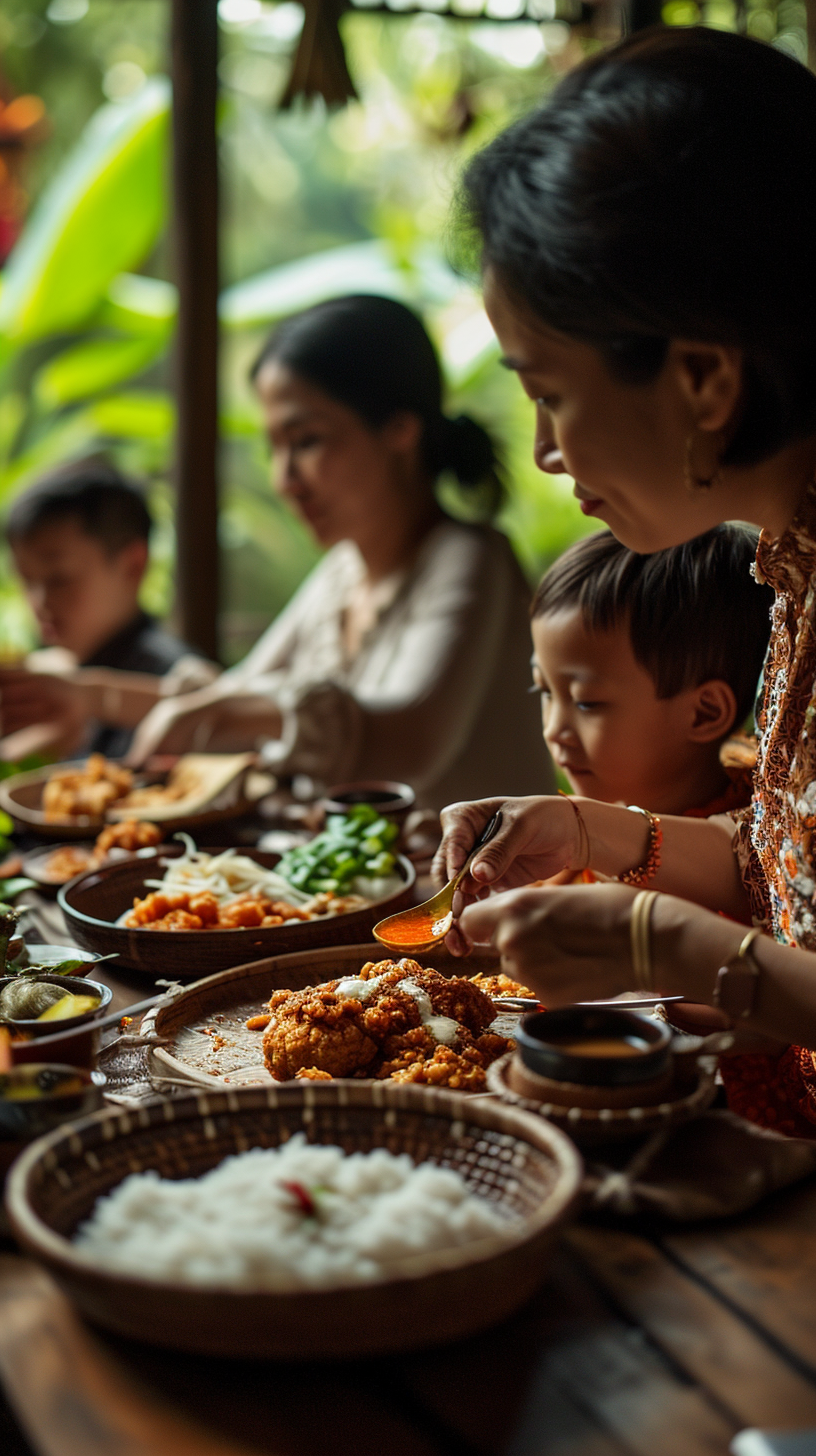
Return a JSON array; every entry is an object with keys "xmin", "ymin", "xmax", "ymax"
[{"xmin": 0, "ymin": 295, "xmax": 551, "ymax": 810}]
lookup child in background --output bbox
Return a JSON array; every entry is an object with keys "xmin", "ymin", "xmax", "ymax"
[
  {"xmin": 530, "ymin": 525, "xmax": 773, "ymax": 819},
  {"xmin": 2, "ymin": 458, "xmax": 202, "ymax": 759}
]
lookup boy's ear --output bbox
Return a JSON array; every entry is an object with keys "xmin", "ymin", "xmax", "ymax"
[
  {"xmin": 687, "ymin": 679, "xmax": 738, "ymax": 743},
  {"xmin": 117, "ymin": 538, "xmax": 149, "ymax": 588}
]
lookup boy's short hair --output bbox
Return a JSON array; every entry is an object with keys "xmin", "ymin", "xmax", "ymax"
[
  {"xmin": 531, "ymin": 526, "xmax": 774, "ymax": 725},
  {"xmin": 6, "ymin": 458, "xmax": 152, "ymax": 555}
]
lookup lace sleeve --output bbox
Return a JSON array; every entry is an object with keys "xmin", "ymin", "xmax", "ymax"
[{"xmin": 730, "ymin": 802, "xmax": 772, "ymax": 929}]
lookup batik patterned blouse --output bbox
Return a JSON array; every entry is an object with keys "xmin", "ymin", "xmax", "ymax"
[
  {"xmin": 733, "ymin": 481, "xmax": 816, "ymax": 940},
  {"xmin": 723, "ymin": 480, "xmax": 816, "ymax": 1135}
]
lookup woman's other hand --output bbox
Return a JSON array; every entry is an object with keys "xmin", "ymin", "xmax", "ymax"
[
  {"xmin": 457, "ymin": 881, "xmax": 637, "ymax": 1000},
  {"xmin": 126, "ymin": 685, "xmax": 284, "ymax": 766}
]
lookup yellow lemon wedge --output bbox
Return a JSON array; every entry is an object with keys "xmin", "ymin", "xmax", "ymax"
[{"xmin": 36, "ymin": 993, "xmax": 100, "ymax": 1022}]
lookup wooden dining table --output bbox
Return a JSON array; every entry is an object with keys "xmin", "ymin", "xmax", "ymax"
[{"xmin": 2, "ymin": 887, "xmax": 816, "ymax": 1456}]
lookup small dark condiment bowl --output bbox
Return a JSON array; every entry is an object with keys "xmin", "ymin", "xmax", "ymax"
[
  {"xmin": 0, "ymin": 1064, "xmax": 106, "ymax": 1145},
  {"xmin": 0, "ymin": 975, "xmax": 112, "ymax": 1038},
  {"xmin": 322, "ymin": 780, "xmax": 415, "ymax": 825},
  {"xmin": 515, "ymin": 1007, "xmax": 672, "ymax": 1088}
]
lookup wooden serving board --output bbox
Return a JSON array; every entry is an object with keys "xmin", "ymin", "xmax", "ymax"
[{"xmin": 145, "ymin": 941, "xmax": 504, "ymax": 1089}]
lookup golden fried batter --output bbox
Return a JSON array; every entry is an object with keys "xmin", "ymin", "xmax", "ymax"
[
  {"xmin": 389, "ymin": 1045, "xmax": 488, "ymax": 1092},
  {"xmin": 470, "ymin": 972, "xmax": 535, "ymax": 1001},
  {"xmin": 262, "ymin": 986, "xmax": 379, "ymax": 1080},
  {"xmin": 259, "ymin": 959, "xmax": 510, "ymax": 1089}
]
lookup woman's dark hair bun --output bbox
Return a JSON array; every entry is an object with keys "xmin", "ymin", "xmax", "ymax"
[
  {"xmin": 428, "ymin": 413, "xmax": 505, "ymax": 517},
  {"xmin": 252, "ymin": 294, "xmax": 504, "ymax": 520}
]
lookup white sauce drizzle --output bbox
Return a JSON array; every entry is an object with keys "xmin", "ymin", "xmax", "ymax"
[
  {"xmin": 335, "ymin": 975, "xmax": 384, "ymax": 1001},
  {"xmin": 337, "ymin": 966, "xmax": 463, "ymax": 1046},
  {"xmin": 398, "ymin": 979, "xmax": 460, "ymax": 1046}
]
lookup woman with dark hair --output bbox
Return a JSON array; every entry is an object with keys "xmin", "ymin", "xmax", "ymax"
[
  {"xmin": 2, "ymin": 295, "xmax": 548, "ymax": 809},
  {"xmin": 434, "ymin": 27, "xmax": 816, "ymax": 1132}
]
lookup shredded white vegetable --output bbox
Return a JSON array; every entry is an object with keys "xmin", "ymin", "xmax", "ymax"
[{"xmin": 145, "ymin": 837, "xmax": 315, "ymax": 907}]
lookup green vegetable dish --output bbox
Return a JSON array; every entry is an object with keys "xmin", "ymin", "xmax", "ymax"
[{"xmin": 276, "ymin": 804, "xmax": 401, "ymax": 898}]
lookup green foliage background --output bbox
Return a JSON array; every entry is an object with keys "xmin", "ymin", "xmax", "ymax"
[{"xmin": 0, "ymin": 0, "xmax": 806, "ymax": 662}]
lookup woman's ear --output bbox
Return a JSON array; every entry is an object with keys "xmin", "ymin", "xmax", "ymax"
[
  {"xmin": 380, "ymin": 411, "xmax": 423, "ymax": 456},
  {"xmin": 668, "ymin": 340, "xmax": 744, "ymax": 434},
  {"xmin": 687, "ymin": 679, "xmax": 738, "ymax": 743}
]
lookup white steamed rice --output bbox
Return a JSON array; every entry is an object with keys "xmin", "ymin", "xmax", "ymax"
[{"xmin": 73, "ymin": 1135, "xmax": 514, "ymax": 1291}]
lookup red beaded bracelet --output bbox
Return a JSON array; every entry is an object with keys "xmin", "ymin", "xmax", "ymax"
[{"xmin": 619, "ymin": 805, "xmax": 663, "ymax": 887}]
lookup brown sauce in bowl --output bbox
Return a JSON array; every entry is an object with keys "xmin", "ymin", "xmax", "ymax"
[{"xmin": 554, "ymin": 1037, "xmax": 650, "ymax": 1058}]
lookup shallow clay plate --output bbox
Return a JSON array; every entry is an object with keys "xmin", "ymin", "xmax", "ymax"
[{"xmin": 58, "ymin": 850, "xmax": 416, "ymax": 979}]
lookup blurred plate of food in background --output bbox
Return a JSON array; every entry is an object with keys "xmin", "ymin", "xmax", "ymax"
[
  {"xmin": 0, "ymin": 752, "xmax": 266, "ymax": 839},
  {"xmin": 21, "ymin": 820, "xmax": 166, "ymax": 896}
]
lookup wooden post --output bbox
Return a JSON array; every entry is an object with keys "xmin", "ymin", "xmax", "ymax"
[{"xmin": 170, "ymin": 0, "xmax": 220, "ymax": 661}]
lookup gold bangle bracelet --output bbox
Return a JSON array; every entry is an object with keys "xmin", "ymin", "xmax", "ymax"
[
  {"xmin": 559, "ymin": 791, "xmax": 591, "ymax": 872},
  {"xmin": 630, "ymin": 889, "xmax": 659, "ymax": 993}
]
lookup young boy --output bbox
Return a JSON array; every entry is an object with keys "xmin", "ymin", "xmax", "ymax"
[
  {"xmin": 3, "ymin": 458, "xmax": 195, "ymax": 758},
  {"xmin": 530, "ymin": 525, "xmax": 773, "ymax": 817}
]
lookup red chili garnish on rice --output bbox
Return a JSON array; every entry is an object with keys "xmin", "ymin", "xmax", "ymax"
[{"xmin": 280, "ymin": 1180, "xmax": 316, "ymax": 1216}]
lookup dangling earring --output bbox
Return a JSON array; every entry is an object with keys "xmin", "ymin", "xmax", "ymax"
[{"xmin": 684, "ymin": 433, "xmax": 722, "ymax": 492}]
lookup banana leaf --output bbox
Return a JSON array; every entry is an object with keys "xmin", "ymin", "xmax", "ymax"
[
  {"xmin": 0, "ymin": 79, "xmax": 170, "ymax": 346},
  {"xmin": 33, "ymin": 335, "xmax": 166, "ymax": 410}
]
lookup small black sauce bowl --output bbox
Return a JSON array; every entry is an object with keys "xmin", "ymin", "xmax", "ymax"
[
  {"xmin": 514, "ymin": 1007, "xmax": 672, "ymax": 1088},
  {"xmin": 0, "ymin": 1065, "xmax": 106, "ymax": 1143},
  {"xmin": 323, "ymin": 780, "xmax": 415, "ymax": 822}
]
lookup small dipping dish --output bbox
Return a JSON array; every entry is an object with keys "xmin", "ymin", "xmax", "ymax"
[
  {"xmin": 0, "ymin": 975, "xmax": 112, "ymax": 1038},
  {"xmin": 514, "ymin": 1007, "xmax": 672, "ymax": 1089},
  {"xmin": 0, "ymin": 1064, "xmax": 105, "ymax": 1144},
  {"xmin": 15, "ymin": 944, "xmax": 100, "ymax": 972}
]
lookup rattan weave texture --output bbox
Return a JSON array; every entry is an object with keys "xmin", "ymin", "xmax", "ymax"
[{"xmin": 6, "ymin": 1081, "xmax": 582, "ymax": 1358}]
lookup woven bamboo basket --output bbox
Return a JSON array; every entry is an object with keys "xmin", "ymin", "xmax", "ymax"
[{"xmin": 5, "ymin": 1081, "xmax": 583, "ymax": 1360}]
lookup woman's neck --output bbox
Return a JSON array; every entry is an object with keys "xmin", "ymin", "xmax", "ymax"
[
  {"xmin": 354, "ymin": 494, "xmax": 445, "ymax": 584},
  {"xmin": 725, "ymin": 435, "xmax": 816, "ymax": 540}
]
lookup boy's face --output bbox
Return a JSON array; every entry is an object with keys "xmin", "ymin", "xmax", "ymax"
[
  {"xmin": 11, "ymin": 519, "xmax": 147, "ymax": 662},
  {"xmin": 531, "ymin": 608, "xmax": 725, "ymax": 812}
]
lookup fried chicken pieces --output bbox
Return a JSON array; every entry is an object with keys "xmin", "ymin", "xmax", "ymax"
[
  {"xmin": 260, "ymin": 959, "xmax": 513, "ymax": 1092},
  {"xmin": 43, "ymin": 754, "xmax": 133, "ymax": 821}
]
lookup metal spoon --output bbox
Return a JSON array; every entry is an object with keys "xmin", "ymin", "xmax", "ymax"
[{"xmin": 373, "ymin": 812, "xmax": 502, "ymax": 952}]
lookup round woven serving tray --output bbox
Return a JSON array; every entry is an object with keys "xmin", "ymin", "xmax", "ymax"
[
  {"xmin": 144, "ymin": 940, "xmax": 505, "ymax": 1088},
  {"xmin": 5, "ymin": 1081, "xmax": 582, "ymax": 1359},
  {"xmin": 486, "ymin": 1052, "xmax": 717, "ymax": 1149}
]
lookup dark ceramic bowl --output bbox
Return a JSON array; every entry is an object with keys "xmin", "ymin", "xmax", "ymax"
[
  {"xmin": 0, "ymin": 975, "xmax": 112, "ymax": 1037},
  {"xmin": 322, "ymin": 780, "xmax": 415, "ymax": 824},
  {"xmin": 514, "ymin": 1007, "xmax": 672, "ymax": 1088},
  {"xmin": 0, "ymin": 1065, "xmax": 105, "ymax": 1142},
  {"xmin": 58, "ymin": 845, "xmax": 416, "ymax": 979}
]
